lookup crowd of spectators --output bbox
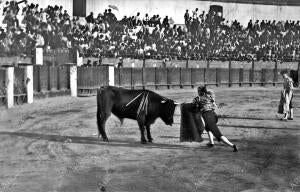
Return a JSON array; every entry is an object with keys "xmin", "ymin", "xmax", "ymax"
[{"xmin": 0, "ymin": 1, "xmax": 300, "ymax": 62}]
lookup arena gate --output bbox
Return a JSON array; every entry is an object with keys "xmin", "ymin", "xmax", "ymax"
[
  {"xmin": 33, "ymin": 65, "xmax": 70, "ymax": 98},
  {"xmin": 14, "ymin": 66, "xmax": 27, "ymax": 105},
  {"xmin": 77, "ymin": 66, "xmax": 109, "ymax": 96}
]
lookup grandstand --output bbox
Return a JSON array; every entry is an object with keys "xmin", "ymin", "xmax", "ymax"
[{"xmin": 0, "ymin": 0, "xmax": 300, "ymax": 65}]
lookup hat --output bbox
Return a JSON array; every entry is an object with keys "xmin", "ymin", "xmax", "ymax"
[
  {"xmin": 280, "ymin": 70, "xmax": 288, "ymax": 75},
  {"xmin": 197, "ymin": 85, "xmax": 207, "ymax": 93}
]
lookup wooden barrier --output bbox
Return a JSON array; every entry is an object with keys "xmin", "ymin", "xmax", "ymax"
[
  {"xmin": 0, "ymin": 68, "xmax": 6, "ymax": 106},
  {"xmin": 191, "ymin": 68, "xmax": 205, "ymax": 86},
  {"xmin": 230, "ymin": 68, "xmax": 240, "ymax": 86},
  {"xmin": 143, "ymin": 68, "xmax": 156, "ymax": 89},
  {"xmin": 155, "ymin": 68, "xmax": 168, "ymax": 89},
  {"xmin": 32, "ymin": 65, "xmax": 70, "ymax": 97},
  {"xmin": 14, "ymin": 67, "xmax": 27, "ymax": 104},
  {"xmin": 119, "ymin": 68, "xmax": 132, "ymax": 88},
  {"xmin": 216, "ymin": 68, "xmax": 229, "ymax": 86},
  {"xmin": 168, "ymin": 68, "xmax": 181, "ymax": 88},
  {"xmin": 205, "ymin": 68, "xmax": 217, "ymax": 86},
  {"xmin": 181, "ymin": 68, "xmax": 192, "ymax": 88},
  {"xmin": 77, "ymin": 66, "xmax": 107, "ymax": 96},
  {"xmin": 132, "ymin": 68, "xmax": 143, "ymax": 88}
]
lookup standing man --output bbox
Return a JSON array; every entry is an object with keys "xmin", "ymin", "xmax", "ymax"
[
  {"xmin": 192, "ymin": 85, "xmax": 238, "ymax": 152},
  {"xmin": 279, "ymin": 70, "xmax": 294, "ymax": 120}
]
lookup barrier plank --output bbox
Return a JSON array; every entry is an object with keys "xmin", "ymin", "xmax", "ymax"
[
  {"xmin": 253, "ymin": 70, "xmax": 262, "ymax": 84},
  {"xmin": 49, "ymin": 67, "xmax": 58, "ymax": 90},
  {"xmin": 0, "ymin": 68, "xmax": 5, "ymax": 96},
  {"xmin": 39, "ymin": 66, "xmax": 49, "ymax": 92},
  {"xmin": 216, "ymin": 68, "xmax": 229, "ymax": 85},
  {"xmin": 243, "ymin": 69, "xmax": 251, "ymax": 85},
  {"xmin": 132, "ymin": 68, "xmax": 143, "ymax": 88},
  {"xmin": 119, "ymin": 68, "xmax": 132, "ymax": 88},
  {"xmin": 191, "ymin": 68, "xmax": 205, "ymax": 86},
  {"xmin": 58, "ymin": 67, "xmax": 69, "ymax": 90},
  {"xmin": 231, "ymin": 68, "xmax": 240, "ymax": 84},
  {"xmin": 143, "ymin": 68, "xmax": 156, "ymax": 89},
  {"xmin": 156, "ymin": 68, "xmax": 168, "ymax": 89},
  {"xmin": 263, "ymin": 69, "xmax": 274, "ymax": 84},
  {"xmin": 114, "ymin": 68, "xmax": 120, "ymax": 87},
  {"xmin": 167, "ymin": 68, "xmax": 181, "ymax": 88},
  {"xmin": 181, "ymin": 68, "xmax": 192, "ymax": 87},
  {"xmin": 205, "ymin": 68, "xmax": 217, "ymax": 85},
  {"xmin": 14, "ymin": 67, "xmax": 26, "ymax": 94},
  {"xmin": 33, "ymin": 66, "xmax": 40, "ymax": 92}
]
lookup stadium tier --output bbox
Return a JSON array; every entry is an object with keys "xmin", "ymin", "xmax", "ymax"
[{"xmin": 0, "ymin": 0, "xmax": 299, "ymax": 62}]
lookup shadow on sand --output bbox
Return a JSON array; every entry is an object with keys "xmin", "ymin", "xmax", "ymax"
[{"xmin": 0, "ymin": 131, "xmax": 210, "ymax": 150}]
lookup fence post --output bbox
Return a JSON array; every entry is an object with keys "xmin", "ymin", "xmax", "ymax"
[
  {"xmin": 186, "ymin": 57, "xmax": 189, "ymax": 68},
  {"xmin": 76, "ymin": 50, "xmax": 83, "ymax": 66},
  {"xmin": 5, "ymin": 66, "xmax": 14, "ymax": 108},
  {"xmin": 143, "ymin": 54, "xmax": 146, "ymax": 68},
  {"xmin": 250, "ymin": 59, "xmax": 255, "ymax": 86},
  {"xmin": 35, "ymin": 47, "xmax": 43, "ymax": 65},
  {"xmin": 239, "ymin": 68, "xmax": 243, "ymax": 87},
  {"xmin": 229, "ymin": 60, "xmax": 232, "ymax": 87},
  {"xmin": 25, "ymin": 65, "xmax": 33, "ymax": 104},
  {"xmin": 298, "ymin": 60, "xmax": 300, "ymax": 87},
  {"xmin": 108, "ymin": 64, "xmax": 115, "ymax": 86},
  {"xmin": 69, "ymin": 65, "xmax": 77, "ymax": 97},
  {"xmin": 274, "ymin": 60, "xmax": 278, "ymax": 86}
]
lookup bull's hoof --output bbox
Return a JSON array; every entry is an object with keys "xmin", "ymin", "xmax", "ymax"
[
  {"xmin": 148, "ymin": 139, "xmax": 153, "ymax": 143},
  {"xmin": 102, "ymin": 138, "xmax": 109, "ymax": 142},
  {"xmin": 141, "ymin": 140, "xmax": 147, "ymax": 144}
]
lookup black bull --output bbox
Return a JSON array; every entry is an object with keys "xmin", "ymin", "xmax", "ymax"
[{"xmin": 96, "ymin": 86, "xmax": 178, "ymax": 143}]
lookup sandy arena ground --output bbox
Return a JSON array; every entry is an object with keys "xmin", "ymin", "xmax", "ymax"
[{"xmin": 0, "ymin": 87, "xmax": 300, "ymax": 192}]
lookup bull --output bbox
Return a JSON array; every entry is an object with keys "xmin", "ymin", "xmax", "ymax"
[{"xmin": 96, "ymin": 86, "xmax": 178, "ymax": 144}]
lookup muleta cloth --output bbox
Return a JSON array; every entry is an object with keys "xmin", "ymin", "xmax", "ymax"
[{"xmin": 180, "ymin": 103, "xmax": 205, "ymax": 142}]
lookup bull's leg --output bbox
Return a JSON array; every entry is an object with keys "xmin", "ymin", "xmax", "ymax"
[
  {"xmin": 97, "ymin": 109, "xmax": 110, "ymax": 142},
  {"xmin": 145, "ymin": 125, "xmax": 153, "ymax": 143},
  {"xmin": 137, "ymin": 114, "xmax": 147, "ymax": 144}
]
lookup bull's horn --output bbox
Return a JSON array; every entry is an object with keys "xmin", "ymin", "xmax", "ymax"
[
  {"xmin": 161, "ymin": 100, "xmax": 166, "ymax": 103},
  {"xmin": 174, "ymin": 101, "xmax": 180, "ymax": 105}
]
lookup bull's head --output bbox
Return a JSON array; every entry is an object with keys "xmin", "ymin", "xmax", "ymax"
[{"xmin": 160, "ymin": 99, "xmax": 180, "ymax": 126}]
